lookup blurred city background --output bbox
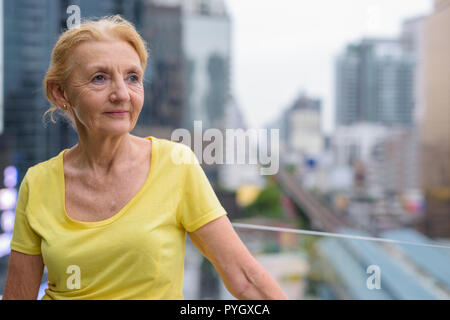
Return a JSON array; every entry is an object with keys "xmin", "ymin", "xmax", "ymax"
[{"xmin": 0, "ymin": 0, "xmax": 449, "ymax": 299}]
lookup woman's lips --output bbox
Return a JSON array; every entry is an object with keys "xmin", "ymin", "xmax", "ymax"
[{"xmin": 105, "ymin": 111, "xmax": 128, "ymax": 117}]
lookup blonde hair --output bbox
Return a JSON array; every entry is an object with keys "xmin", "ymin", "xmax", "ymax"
[{"xmin": 42, "ymin": 15, "xmax": 149, "ymax": 130}]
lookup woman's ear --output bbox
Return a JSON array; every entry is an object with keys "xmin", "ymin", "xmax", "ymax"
[{"xmin": 49, "ymin": 81, "xmax": 70, "ymax": 109}]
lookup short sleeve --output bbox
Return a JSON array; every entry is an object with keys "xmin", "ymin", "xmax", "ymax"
[
  {"xmin": 177, "ymin": 147, "xmax": 227, "ymax": 232},
  {"xmin": 10, "ymin": 173, "xmax": 42, "ymax": 255}
]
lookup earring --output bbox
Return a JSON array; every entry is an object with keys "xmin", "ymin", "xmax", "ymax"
[{"xmin": 63, "ymin": 104, "xmax": 68, "ymax": 110}]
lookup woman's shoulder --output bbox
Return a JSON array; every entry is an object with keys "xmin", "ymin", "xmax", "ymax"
[
  {"xmin": 24, "ymin": 150, "xmax": 65, "ymax": 185},
  {"xmin": 150, "ymin": 135, "xmax": 183, "ymax": 149},
  {"xmin": 151, "ymin": 136, "xmax": 198, "ymax": 166}
]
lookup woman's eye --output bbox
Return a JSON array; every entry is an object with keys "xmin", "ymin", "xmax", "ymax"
[
  {"xmin": 92, "ymin": 74, "xmax": 105, "ymax": 82},
  {"xmin": 128, "ymin": 74, "xmax": 140, "ymax": 83}
]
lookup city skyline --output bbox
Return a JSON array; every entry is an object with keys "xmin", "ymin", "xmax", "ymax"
[{"xmin": 226, "ymin": 0, "xmax": 433, "ymax": 133}]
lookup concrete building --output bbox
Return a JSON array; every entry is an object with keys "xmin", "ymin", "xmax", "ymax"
[
  {"xmin": 371, "ymin": 128, "xmax": 421, "ymax": 194},
  {"xmin": 419, "ymin": 0, "xmax": 450, "ymax": 190},
  {"xmin": 417, "ymin": 0, "xmax": 450, "ymax": 238},
  {"xmin": 332, "ymin": 123, "xmax": 388, "ymax": 167},
  {"xmin": 286, "ymin": 94, "xmax": 323, "ymax": 160},
  {"xmin": 331, "ymin": 123, "xmax": 422, "ymax": 200},
  {"xmin": 331, "ymin": 123, "xmax": 390, "ymax": 196}
]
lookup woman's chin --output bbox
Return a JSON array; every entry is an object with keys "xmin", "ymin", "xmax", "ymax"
[{"xmin": 97, "ymin": 124, "xmax": 134, "ymax": 136}]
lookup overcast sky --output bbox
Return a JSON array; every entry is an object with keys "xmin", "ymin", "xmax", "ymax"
[{"xmin": 225, "ymin": 0, "xmax": 433, "ymax": 134}]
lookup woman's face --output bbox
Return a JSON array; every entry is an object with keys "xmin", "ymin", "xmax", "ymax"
[{"xmin": 65, "ymin": 39, "xmax": 144, "ymax": 137}]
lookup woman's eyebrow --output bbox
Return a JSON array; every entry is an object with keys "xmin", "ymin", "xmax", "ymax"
[
  {"xmin": 86, "ymin": 64, "xmax": 142, "ymax": 74},
  {"xmin": 125, "ymin": 65, "xmax": 143, "ymax": 75},
  {"xmin": 85, "ymin": 64, "xmax": 109, "ymax": 73}
]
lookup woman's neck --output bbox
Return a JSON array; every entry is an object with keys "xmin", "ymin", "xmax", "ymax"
[{"xmin": 67, "ymin": 133, "xmax": 136, "ymax": 177}]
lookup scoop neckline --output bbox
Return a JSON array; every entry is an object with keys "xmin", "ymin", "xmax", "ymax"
[{"xmin": 59, "ymin": 136, "xmax": 158, "ymax": 228}]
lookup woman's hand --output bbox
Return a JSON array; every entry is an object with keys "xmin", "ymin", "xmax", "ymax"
[
  {"xmin": 2, "ymin": 250, "xmax": 44, "ymax": 300},
  {"xmin": 188, "ymin": 216, "xmax": 288, "ymax": 300}
]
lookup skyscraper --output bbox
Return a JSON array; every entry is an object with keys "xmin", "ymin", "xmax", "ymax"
[
  {"xmin": 182, "ymin": 0, "xmax": 231, "ymax": 131},
  {"xmin": 335, "ymin": 46, "xmax": 360, "ymax": 125},
  {"xmin": 335, "ymin": 38, "xmax": 415, "ymax": 127},
  {"xmin": 136, "ymin": 1, "xmax": 185, "ymax": 131},
  {"xmin": 401, "ymin": 16, "xmax": 426, "ymax": 125},
  {"xmin": 178, "ymin": 0, "xmax": 232, "ymax": 185}
]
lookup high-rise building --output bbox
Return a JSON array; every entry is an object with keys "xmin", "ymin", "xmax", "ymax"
[
  {"xmin": 135, "ymin": 1, "xmax": 185, "ymax": 132},
  {"xmin": 335, "ymin": 47, "xmax": 360, "ymax": 125},
  {"xmin": 401, "ymin": 16, "xmax": 426, "ymax": 125},
  {"xmin": 335, "ymin": 38, "xmax": 415, "ymax": 127},
  {"xmin": 182, "ymin": 0, "xmax": 231, "ymax": 131},
  {"xmin": 173, "ymin": 0, "xmax": 232, "ymax": 186},
  {"xmin": 417, "ymin": 0, "xmax": 450, "ymax": 237}
]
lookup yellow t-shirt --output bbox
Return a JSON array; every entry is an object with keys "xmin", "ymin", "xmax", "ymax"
[{"xmin": 10, "ymin": 136, "xmax": 227, "ymax": 300}]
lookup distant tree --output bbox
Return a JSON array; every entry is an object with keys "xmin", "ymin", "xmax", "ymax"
[{"xmin": 243, "ymin": 182, "xmax": 284, "ymax": 218}]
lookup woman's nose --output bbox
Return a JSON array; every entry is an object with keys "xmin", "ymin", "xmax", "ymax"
[{"xmin": 110, "ymin": 77, "xmax": 130, "ymax": 103}]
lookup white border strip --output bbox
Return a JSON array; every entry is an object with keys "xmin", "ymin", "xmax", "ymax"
[{"xmin": 231, "ymin": 223, "xmax": 450, "ymax": 250}]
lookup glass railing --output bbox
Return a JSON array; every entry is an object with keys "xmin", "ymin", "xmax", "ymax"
[{"xmin": 182, "ymin": 220, "xmax": 450, "ymax": 300}]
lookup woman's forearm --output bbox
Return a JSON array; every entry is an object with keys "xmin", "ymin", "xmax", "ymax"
[
  {"xmin": 236, "ymin": 265, "xmax": 288, "ymax": 300},
  {"xmin": 3, "ymin": 251, "xmax": 44, "ymax": 300}
]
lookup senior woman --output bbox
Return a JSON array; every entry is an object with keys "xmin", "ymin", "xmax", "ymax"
[{"xmin": 2, "ymin": 15, "xmax": 287, "ymax": 300}]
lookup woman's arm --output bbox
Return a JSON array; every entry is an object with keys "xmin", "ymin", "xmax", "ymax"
[
  {"xmin": 2, "ymin": 250, "xmax": 44, "ymax": 300},
  {"xmin": 188, "ymin": 215, "xmax": 288, "ymax": 300}
]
